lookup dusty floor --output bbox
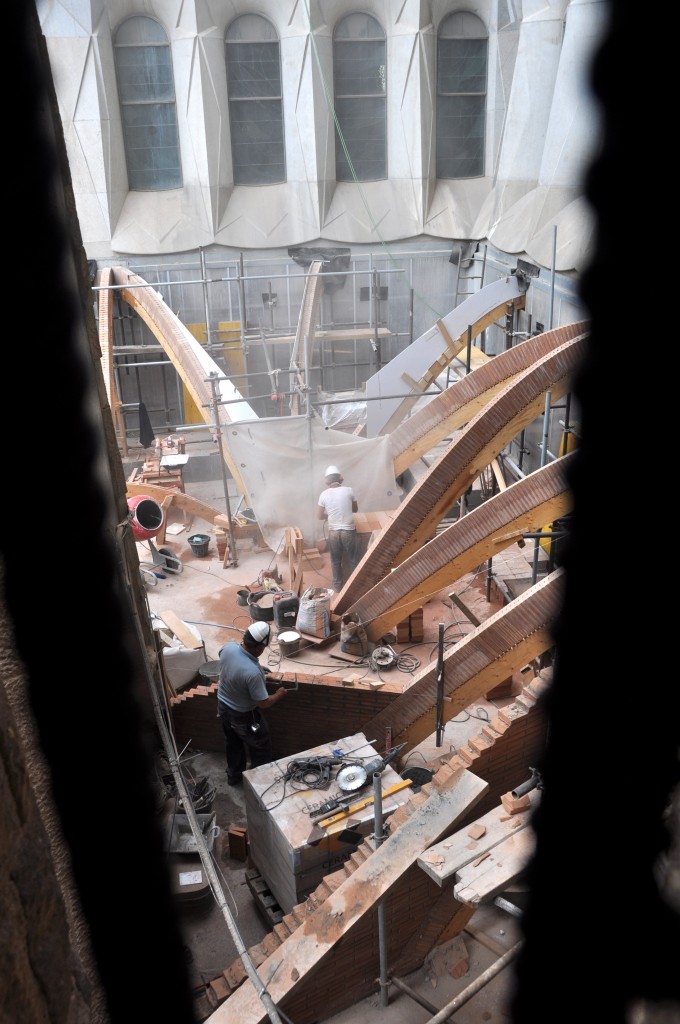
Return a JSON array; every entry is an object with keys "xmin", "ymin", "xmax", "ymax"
[{"xmin": 125, "ymin": 433, "xmax": 548, "ymax": 1023}]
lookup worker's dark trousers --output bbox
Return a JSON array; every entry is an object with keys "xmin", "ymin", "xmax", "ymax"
[
  {"xmin": 218, "ymin": 705, "xmax": 273, "ymax": 782},
  {"xmin": 328, "ymin": 528, "xmax": 359, "ymax": 592}
]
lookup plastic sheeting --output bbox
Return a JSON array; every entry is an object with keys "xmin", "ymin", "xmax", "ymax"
[
  {"xmin": 160, "ymin": 621, "xmax": 205, "ymax": 691},
  {"xmin": 316, "ymin": 390, "xmax": 367, "ymax": 431},
  {"xmin": 225, "ymin": 413, "xmax": 402, "ymax": 553}
]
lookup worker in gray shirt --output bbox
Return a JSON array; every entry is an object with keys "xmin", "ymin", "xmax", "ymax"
[{"xmin": 217, "ymin": 621, "xmax": 287, "ymax": 785}]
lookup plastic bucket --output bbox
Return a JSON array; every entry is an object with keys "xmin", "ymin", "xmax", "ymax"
[
  {"xmin": 128, "ymin": 495, "xmax": 164, "ymax": 541},
  {"xmin": 188, "ymin": 534, "xmax": 210, "ymax": 557},
  {"xmin": 236, "ymin": 588, "xmax": 251, "ymax": 607},
  {"xmin": 198, "ymin": 660, "xmax": 221, "ymax": 681},
  {"xmin": 248, "ymin": 591, "xmax": 275, "ymax": 622},
  {"xmin": 278, "ymin": 630, "xmax": 301, "ymax": 657}
]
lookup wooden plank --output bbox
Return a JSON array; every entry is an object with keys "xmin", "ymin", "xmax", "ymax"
[
  {"xmin": 449, "ymin": 591, "xmax": 481, "ymax": 627},
  {"xmin": 157, "ymin": 611, "xmax": 203, "ymax": 651},
  {"xmin": 464, "ymin": 923, "xmax": 508, "ymax": 958},
  {"xmin": 156, "ymin": 494, "xmax": 174, "ymax": 545},
  {"xmin": 223, "ymin": 768, "xmax": 489, "ymax": 1021},
  {"xmin": 453, "ymin": 829, "xmax": 535, "ymax": 905},
  {"xmin": 416, "ymin": 789, "xmax": 540, "ymax": 887},
  {"xmin": 490, "ymin": 457, "xmax": 507, "ymax": 492}
]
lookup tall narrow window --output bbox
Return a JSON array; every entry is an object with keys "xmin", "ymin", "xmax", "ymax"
[
  {"xmin": 333, "ymin": 14, "xmax": 386, "ymax": 182},
  {"xmin": 225, "ymin": 15, "xmax": 285, "ymax": 185},
  {"xmin": 436, "ymin": 13, "xmax": 487, "ymax": 178},
  {"xmin": 114, "ymin": 17, "xmax": 182, "ymax": 190}
]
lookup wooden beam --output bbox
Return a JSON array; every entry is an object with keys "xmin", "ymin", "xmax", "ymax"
[{"xmin": 157, "ymin": 611, "xmax": 203, "ymax": 650}]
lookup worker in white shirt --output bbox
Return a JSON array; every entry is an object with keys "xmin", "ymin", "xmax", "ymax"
[{"xmin": 317, "ymin": 465, "xmax": 359, "ymax": 593}]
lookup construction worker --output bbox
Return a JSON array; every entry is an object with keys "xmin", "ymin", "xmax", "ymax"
[
  {"xmin": 216, "ymin": 621, "xmax": 287, "ymax": 785},
  {"xmin": 317, "ymin": 465, "xmax": 359, "ymax": 593}
]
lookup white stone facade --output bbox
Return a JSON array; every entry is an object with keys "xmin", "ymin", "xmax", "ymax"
[{"xmin": 38, "ymin": 0, "xmax": 607, "ymax": 272}]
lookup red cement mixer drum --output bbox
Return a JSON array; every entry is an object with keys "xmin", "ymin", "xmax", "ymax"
[{"xmin": 127, "ymin": 495, "xmax": 164, "ymax": 541}]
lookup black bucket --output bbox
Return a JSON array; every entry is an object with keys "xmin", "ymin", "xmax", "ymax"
[
  {"xmin": 188, "ymin": 534, "xmax": 210, "ymax": 557},
  {"xmin": 248, "ymin": 590, "xmax": 275, "ymax": 622}
]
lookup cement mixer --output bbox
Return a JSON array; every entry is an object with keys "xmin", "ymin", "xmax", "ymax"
[{"xmin": 127, "ymin": 495, "xmax": 182, "ymax": 574}]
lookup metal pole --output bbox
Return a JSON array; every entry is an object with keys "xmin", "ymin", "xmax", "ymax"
[
  {"xmin": 531, "ymin": 390, "xmax": 552, "ymax": 584},
  {"xmin": 549, "ymin": 226, "xmax": 557, "ymax": 330},
  {"xmin": 435, "ymin": 623, "xmax": 445, "ymax": 746},
  {"xmin": 238, "ymin": 252, "xmax": 247, "ymax": 355},
  {"xmin": 465, "ymin": 324, "xmax": 472, "ymax": 374},
  {"xmin": 421, "ymin": 942, "xmax": 523, "ymax": 1024},
  {"xmin": 388, "ymin": 975, "xmax": 446, "ymax": 1018},
  {"xmin": 373, "ymin": 269, "xmax": 381, "ymax": 370},
  {"xmin": 372, "ymin": 774, "xmax": 389, "ymax": 1007},
  {"xmin": 199, "ymin": 247, "xmax": 212, "ymax": 350},
  {"xmin": 208, "ymin": 372, "xmax": 238, "ymax": 567}
]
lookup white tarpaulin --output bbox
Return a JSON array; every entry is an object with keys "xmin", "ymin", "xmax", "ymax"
[{"xmin": 225, "ymin": 413, "xmax": 402, "ymax": 553}]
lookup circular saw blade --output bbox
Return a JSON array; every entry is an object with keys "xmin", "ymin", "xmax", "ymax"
[{"xmin": 336, "ymin": 764, "xmax": 368, "ymax": 792}]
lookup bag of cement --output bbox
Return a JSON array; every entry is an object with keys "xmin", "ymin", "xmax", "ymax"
[{"xmin": 296, "ymin": 586, "xmax": 332, "ymax": 638}]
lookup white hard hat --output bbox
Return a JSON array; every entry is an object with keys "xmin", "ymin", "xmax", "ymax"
[
  {"xmin": 246, "ymin": 621, "xmax": 271, "ymax": 645},
  {"xmin": 324, "ymin": 465, "xmax": 340, "ymax": 477}
]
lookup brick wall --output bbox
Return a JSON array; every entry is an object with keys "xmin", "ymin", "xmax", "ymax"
[{"xmin": 170, "ymin": 677, "xmax": 398, "ymax": 759}]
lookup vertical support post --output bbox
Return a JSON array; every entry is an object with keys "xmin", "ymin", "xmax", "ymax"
[
  {"xmin": 209, "ymin": 372, "xmax": 238, "ymax": 567},
  {"xmin": 435, "ymin": 623, "xmax": 445, "ymax": 746},
  {"xmin": 199, "ymin": 247, "xmax": 212, "ymax": 351},
  {"xmin": 549, "ymin": 226, "xmax": 557, "ymax": 330},
  {"xmin": 372, "ymin": 268, "xmax": 381, "ymax": 372},
  {"xmin": 238, "ymin": 252, "xmax": 247, "ymax": 354},
  {"xmin": 373, "ymin": 773, "xmax": 389, "ymax": 1007},
  {"xmin": 531, "ymin": 390, "xmax": 552, "ymax": 584}
]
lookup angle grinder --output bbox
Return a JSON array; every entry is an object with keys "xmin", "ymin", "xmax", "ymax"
[{"xmin": 335, "ymin": 743, "xmax": 408, "ymax": 792}]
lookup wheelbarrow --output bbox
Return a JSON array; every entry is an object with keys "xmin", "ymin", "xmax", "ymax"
[{"xmin": 140, "ymin": 539, "xmax": 183, "ymax": 577}]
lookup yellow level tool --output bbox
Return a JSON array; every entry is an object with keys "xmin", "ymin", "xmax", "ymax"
[{"xmin": 317, "ymin": 778, "xmax": 413, "ymax": 830}]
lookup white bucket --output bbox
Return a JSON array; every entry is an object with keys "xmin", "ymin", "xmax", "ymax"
[{"xmin": 278, "ymin": 630, "xmax": 301, "ymax": 657}]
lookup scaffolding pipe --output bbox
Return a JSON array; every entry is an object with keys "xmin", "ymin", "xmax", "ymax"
[
  {"xmin": 199, "ymin": 247, "xmax": 213, "ymax": 350},
  {"xmin": 373, "ymin": 773, "xmax": 389, "ymax": 1007},
  {"xmin": 94, "ymin": 265, "xmax": 406, "ymax": 293},
  {"xmin": 208, "ymin": 372, "xmax": 238, "ymax": 567},
  {"xmin": 421, "ymin": 941, "xmax": 523, "ymax": 1024},
  {"xmin": 388, "ymin": 975, "xmax": 448, "ymax": 1019},
  {"xmin": 548, "ymin": 226, "xmax": 557, "ymax": 330},
  {"xmin": 238, "ymin": 252, "xmax": 248, "ymax": 356},
  {"xmin": 531, "ymin": 389, "xmax": 553, "ymax": 584},
  {"xmin": 435, "ymin": 623, "xmax": 445, "ymax": 746}
]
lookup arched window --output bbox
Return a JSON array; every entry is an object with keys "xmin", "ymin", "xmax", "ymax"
[
  {"xmin": 333, "ymin": 14, "xmax": 386, "ymax": 182},
  {"xmin": 114, "ymin": 17, "xmax": 182, "ymax": 190},
  {"xmin": 436, "ymin": 12, "xmax": 487, "ymax": 178},
  {"xmin": 225, "ymin": 15, "xmax": 285, "ymax": 185}
]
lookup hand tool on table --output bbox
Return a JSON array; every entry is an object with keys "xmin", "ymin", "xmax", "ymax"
[
  {"xmin": 315, "ymin": 778, "xmax": 413, "ymax": 831},
  {"xmin": 309, "ymin": 743, "xmax": 408, "ymax": 815}
]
